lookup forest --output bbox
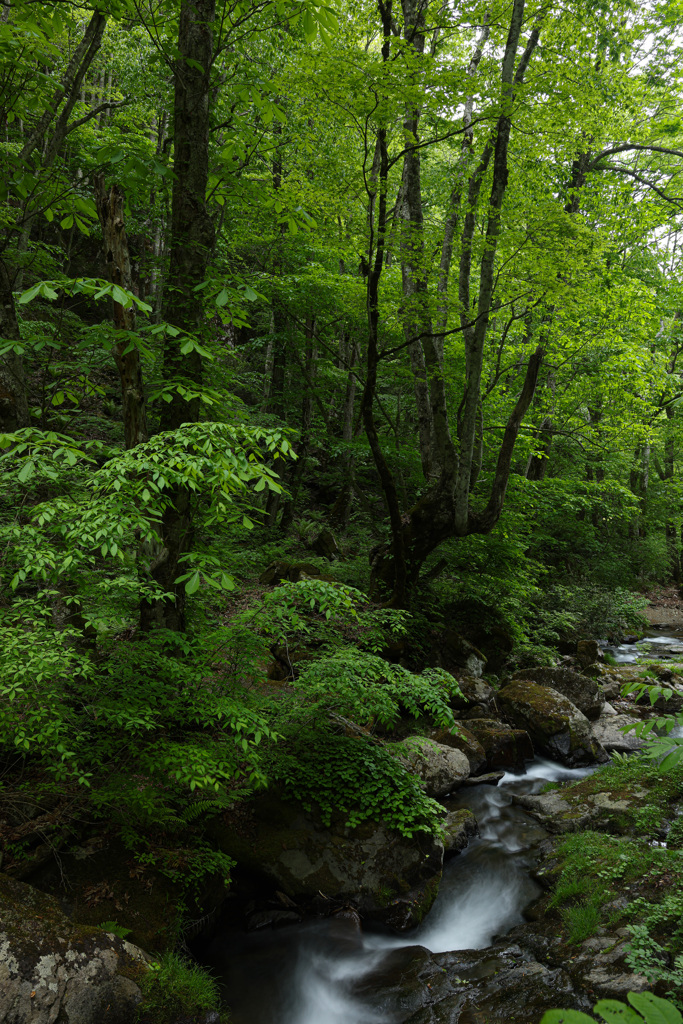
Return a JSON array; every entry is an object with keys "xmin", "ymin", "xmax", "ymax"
[{"xmin": 2, "ymin": 0, "xmax": 683, "ymax": 1021}]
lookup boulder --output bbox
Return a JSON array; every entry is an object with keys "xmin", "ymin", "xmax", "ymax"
[
  {"xmin": 353, "ymin": 942, "xmax": 580, "ymax": 1024},
  {"xmin": 0, "ymin": 872, "xmax": 148, "ymax": 1024},
  {"xmin": 312, "ymin": 529, "xmax": 340, "ymax": 561},
  {"xmin": 443, "ymin": 808, "xmax": 479, "ymax": 855},
  {"xmin": 464, "ymin": 718, "xmax": 534, "ymax": 772},
  {"xmin": 591, "ymin": 714, "xmax": 644, "ymax": 753},
  {"xmin": 601, "ymin": 675, "xmax": 622, "ymax": 701},
  {"xmin": 498, "ymin": 680, "xmax": 609, "ymax": 767},
  {"xmin": 461, "ymin": 771, "xmax": 505, "ymax": 787},
  {"xmin": 206, "ymin": 794, "xmax": 443, "ymax": 929},
  {"xmin": 396, "ymin": 737, "xmax": 471, "ymax": 797},
  {"xmin": 258, "ymin": 560, "xmax": 327, "ymax": 585},
  {"xmin": 512, "ymin": 666, "xmax": 604, "ymax": 720},
  {"xmin": 577, "ymin": 640, "xmax": 600, "ymax": 668},
  {"xmin": 455, "ymin": 674, "xmax": 497, "ymax": 715},
  {"xmin": 430, "ymin": 725, "xmax": 487, "ymax": 776}
]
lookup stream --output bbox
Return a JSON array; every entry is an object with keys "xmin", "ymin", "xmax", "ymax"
[
  {"xmin": 604, "ymin": 627, "xmax": 683, "ymax": 664},
  {"xmin": 200, "ymin": 757, "xmax": 595, "ymax": 1024}
]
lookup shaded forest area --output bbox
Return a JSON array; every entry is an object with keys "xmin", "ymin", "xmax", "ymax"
[{"xmin": 2, "ymin": 0, "xmax": 683, "ymax": 1018}]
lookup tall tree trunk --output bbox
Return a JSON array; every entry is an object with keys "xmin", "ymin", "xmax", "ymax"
[
  {"xmin": 280, "ymin": 319, "xmax": 315, "ymax": 531},
  {"xmin": 365, "ymin": 0, "xmax": 544, "ymax": 601},
  {"xmin": 95, "ymin": 177, "xmax": 148, "ymax": 449},
  {"xmin": 400, "ymin": 0, "xmax": 434, "ymax": 481},
  {"xmin": 330, "ymin": 335, "xmax": 358, "ymax": 530},
  {"xmin": 0, "ymin": 260, "xmax": 29, "ymax": 431},
  {"xmin": 663, "ymin": 406, "xmax": 681, "ymax": 584},
  {"xmin": 140, "ymin": 0, "xmax": 215, "ymax": 633}
]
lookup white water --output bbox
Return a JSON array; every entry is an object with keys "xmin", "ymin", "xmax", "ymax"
[
  {"xmin": 208, "ymin": 758, "xmax": 591, "ymax": 1024},
  {"xmin": 200, "ymin": 634, "xmax": 683, "ymax": 1023},
  {"xmin": 604, "ymin": 632, "xmax": 683, "ymax": 664}
]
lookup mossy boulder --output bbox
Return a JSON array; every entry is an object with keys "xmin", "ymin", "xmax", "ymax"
[
  {"xmin": 394, "ymin": 736, "xmax": 471, "ymax": 796},
  {"xmin": 513, "ymin": 666, "xmax": 605, "ymax": 721},
  {"xmin": 464, "ymin": 718, "xmax": 534, "ymax": 772},
  {"xmin": 498, "ymin": 680, "xmax": 609, "ymax": 767},
  {"xmin": 17, "ymin": 836, "xmax": 196, "ymax": 954},
  {"xmin": 206, "ymin": 794, "xmax": 443, "ymax": 930},
  {"xmin": 431, "ymin": 725, "xmax": 487, "ymax": 776},
  {"xmin": 0, "ymin": 871, "xmax": 149, "ymax": 1024}
]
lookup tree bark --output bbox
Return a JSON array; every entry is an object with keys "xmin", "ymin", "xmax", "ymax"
[
  {"xmin": 400, "ymin": 0, "xmax": 435, "ymax": 481},
  {"xmin": 140, "ymin": 0, "xmax": 216, "ymax": 633},
  {"xmin": 159, "ymin": 0, "xmax": 216, "ymax": 432},
  {"xmin": 0, "ymin": 260, "xmax": 29, "ymax": 431},
  {"xmin": 94, "ymin": 177, "xmax": 148, "ymax": 449},
  {"xmin": 364, "ymin": 0, "xmax": 544, "ymax": 601}
]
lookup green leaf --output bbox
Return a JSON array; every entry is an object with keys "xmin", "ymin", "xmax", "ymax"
[
  {"xmin": 628, "ymin": 993, "xmax": 683, "ymax": 1024},
  {"xmin": 185, "ymin": 571, "xmax": 201, "ymax": 595},
  {"xmin": 17, "ymin": 460, "xmax": 35, "ymax": 483},
  {"xmin": 60, "ymin": 214, "xmax": 74, "ymax": 230},
  {"xmin": 302, "ymin": 9, "xmax": 317, "ymax": 41},
  {"xmin": 594, "ymin": 1001, "xmax": 644, "ymax": 1024},
  {"xmin": 540, "ymin": 1013, "xmax": 597, "ymax": 1024}
]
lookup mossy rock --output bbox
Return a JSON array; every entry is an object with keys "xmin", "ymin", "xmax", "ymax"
[
  {"xmin": 498, "ymin": 680, "xmax": 609, "ymax": 767},
  {"xmin": 205, "ymin": 793, "xmax": 443, "ymax": 929},
  {"xmin": 0, "ymin": 871, "xmax": 149, "ymax": 1024},
  {"xmin": 19, "ymin": 836, "xmax": 222, "ymax": 954}
]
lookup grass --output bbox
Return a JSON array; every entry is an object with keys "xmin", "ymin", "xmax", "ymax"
[{"xmin": 136, "ymin": 951, "xmax": 227, "ymax": 1024}]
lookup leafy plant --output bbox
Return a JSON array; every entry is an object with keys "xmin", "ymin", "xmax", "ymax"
[{"xmin": 541, "ymin": 992, "xmax": 682, "ymax": 1023}]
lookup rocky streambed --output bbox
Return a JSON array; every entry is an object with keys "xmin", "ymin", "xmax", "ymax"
[
  {"xmin": 4, "ymin": 636, "xmax": 683, "ymax": 1024},
  {"xmin": 199, "ymin": 756, "xmax": 659, "ymax": 1024},
  {"xmin": 195, "ymin": 648, "xmax": 683, "ymax": 1024}
]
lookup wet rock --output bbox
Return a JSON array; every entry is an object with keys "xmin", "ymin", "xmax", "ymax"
[
  {"xmin": 443, "ymin": 809, "xmax": 479, "ymax": 855},
  {"xmin": 601, "ymin": 675, "xmax": 623, "ymax": 701},
  {"xmin": 512, "ymin": 666, "xmax": 604, "ymax": 720},
  {"xmin": 465, "ymin": 718, "xmax": 534, "ymax": 772},
  {"xmin": 0, "ymin": 872, "xmax": 148, "ymax": 1024},
  {"xmin": 431, "ymin": 725, "xmax": 487, "ymax": 776},
  {"xmin": 461, "ymin": 771, "xmax": 505, "ymax": 787},
  {"xmin": 498, "ymin": 680, "xmax": 609, "ymax": 767},
  {"xmin": 396, "ymin": 737, "xmax": 471, "ymax": 797},
  {"xmin": 591, "ymin": 714, "xmax": 644, "ymax": 753},
  {"xmin": 206, "ymin": 794, "xmax": 443, "ymax": 928},
  {"xmin": 245, "ymin": 908, "xmax": 302, "ymax": 930},
  {"xmin": 354, "ymin": 942, "xmax": 582, "ymax": 1024},
  {"xmin": 514, "ymin": 790, "xmax": 594, "ymax": 833},
  {"xmin": 454, "ymin": 675, "xmax": 497, "ymax": 716}
]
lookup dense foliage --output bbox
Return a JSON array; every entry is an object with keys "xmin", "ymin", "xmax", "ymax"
[{"xmin": 1, "ymin": 0, "xmax": 683, "ymax": 953}]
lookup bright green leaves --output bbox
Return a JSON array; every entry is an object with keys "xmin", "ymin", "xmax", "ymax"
[
  {"xmin": 541, "ymin": 993, "xmax": 683, "ymax": 1024},
  {"xmin": 19, "ymin": 277, "xmax": 153, "ymax": 313},
  {"xmin": 0, "ymin": 422, "xmax": 294, "ymax": 606}
]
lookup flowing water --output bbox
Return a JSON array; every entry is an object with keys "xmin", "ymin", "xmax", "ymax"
[
  {"xmin": 603, "ymin": 630, "xmax": 683, "ymax": 664},
  {"xmin": 200, "ymin": 758, "xmax": 595, "ymax": 1024}
]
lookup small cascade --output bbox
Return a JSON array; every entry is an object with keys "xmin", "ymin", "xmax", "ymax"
[{"xmin": 202, "ymin": 758, "xmax": 594, "ymax": 1024}]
